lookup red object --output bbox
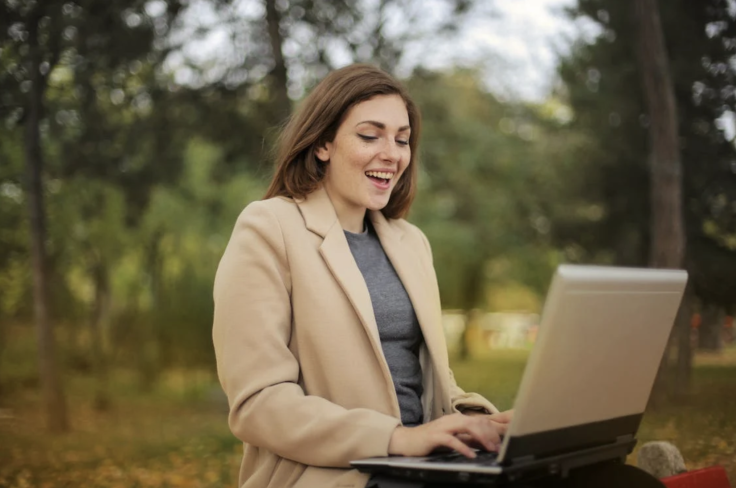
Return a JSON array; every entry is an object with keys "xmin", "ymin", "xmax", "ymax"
[
  {"xmin": 691, "ymin": 313, "xmax": 702, "ymax": 329},
  {"xmin": 661, "ymin": 466, "xmax": 731, "ymax": 488}
]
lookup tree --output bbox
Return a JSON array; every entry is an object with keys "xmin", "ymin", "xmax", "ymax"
[
  {"xmin": 633, "ymin": 0, "xmax": 690, "ymax": 397},
  {"xmin": 264, "ymin": 0, "xmax": 290, "ymax": 120},
  {"xmin": 2, "ymin": 0, "xmax": 70, "ymax": 432},
  {"xmin": 52, "ymin": 0, "xmax": 186, "ymax": 395},
  {"xmin": 1, "ymin": 0, "xmax": 187, "ymax": 422},
  {"xmin": 633, "ymin": 0, "xmax": 685, "ymax": 269},
  {"xmin": 407, "ymin": 69, "xmax": 561, "ymax": 358},
  {"xmin": 558, "ymin": 0, "xmax": 736, "ymax": 399}
]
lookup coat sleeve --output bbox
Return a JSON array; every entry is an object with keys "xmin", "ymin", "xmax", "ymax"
[
  {"xmin": 448, "ymin": 370, "xmax": 500, "ymax": 415},
  {"xmin": 213, "ymin": 201, "xmax": 400, "ymax": 468},
  {"xmin": 415, "ymin": 227, "xmax": 499, "ymax": 416}
]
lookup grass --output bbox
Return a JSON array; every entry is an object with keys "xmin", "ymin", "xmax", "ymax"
[
  {"xmin": 0, "ymin": 347, "xmax": 734, "ymax": 487},
  {"xmin": 0, "ymin": 370, "xmax": 242, "ymax": 488},
  {"xmin": 634, "ymin": 349, "xmax": 736, "ymax": 478}
]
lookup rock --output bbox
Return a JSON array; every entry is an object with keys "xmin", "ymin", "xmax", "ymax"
[{"xmin": 637, "ymin": 441, "xmax": 687, "ymax": 479}]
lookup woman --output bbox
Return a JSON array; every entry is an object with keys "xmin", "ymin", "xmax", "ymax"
[
  {"xmin": 212, "ymin": 64, "xmax": 665, "ymax": 488},
  {"xmin": 213, "ymin": 64, "xmax": 509, "ymax": 488}
]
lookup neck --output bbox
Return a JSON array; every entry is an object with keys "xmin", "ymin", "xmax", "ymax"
[
  {"xmin": 324, "ymin": 188, "xmax": 366, "ymax": 233},
  {"xmin": 337, "ymin": 206, "xmax": 367, "ymax": 234}
]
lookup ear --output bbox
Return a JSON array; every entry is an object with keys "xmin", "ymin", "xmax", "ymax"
[{"xmin": 315, "ymin": 142, "xmax": 332, "ymax": 163}]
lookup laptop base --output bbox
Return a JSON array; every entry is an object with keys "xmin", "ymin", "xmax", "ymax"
[{"xmin": 354, "ymin": 438, "xmax": 637, "ymax": 485}]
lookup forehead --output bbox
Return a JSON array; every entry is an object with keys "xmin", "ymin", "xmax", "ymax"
[{"xmin": 343, "ymin": 94, "xmax": 410, "ymax": 126}]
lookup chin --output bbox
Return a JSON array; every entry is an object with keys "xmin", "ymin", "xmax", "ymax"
[{"xmin": 366, "ymin": 199, "xmax": 391, "ymax": 212}]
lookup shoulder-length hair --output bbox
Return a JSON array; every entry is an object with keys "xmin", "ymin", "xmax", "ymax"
[{"xmin": 264, "ymin": 64, "xmax": 421, "ymax": 219}]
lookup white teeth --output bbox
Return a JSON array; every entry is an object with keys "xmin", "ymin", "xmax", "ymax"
[{"xmin": 365, "ymin": 171, "xmax": 393, "ymax": 180}]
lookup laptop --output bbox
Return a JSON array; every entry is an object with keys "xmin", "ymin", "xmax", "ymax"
[{"xmin": 351, "ymin": 264, "xmax": 688, "ymax": 485}]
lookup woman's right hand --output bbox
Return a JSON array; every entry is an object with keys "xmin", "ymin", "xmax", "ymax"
[{"xmin": 387, "ymin": 413, "xmax": 503, "ymax": 459}]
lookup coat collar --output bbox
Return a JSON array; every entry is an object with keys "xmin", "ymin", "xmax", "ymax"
[
  {"xmin": 294, "ymin": 186, "xmax": 337, "ymax": 238},
  {"xmin": 295, "ymin": 186, "xmax": 405, "ymax": 241},
  {"xmin": 295, "ymin": 187, "xmax": 385, "ymax": 378},
  {"xmin": 295, "ymin": 187, "xmax": 443, "ymax": 413}
]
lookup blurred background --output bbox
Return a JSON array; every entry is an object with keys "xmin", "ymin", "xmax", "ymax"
[{"xmin": 1, "ymin": 0, "xmax": 736, "ymax": 486}]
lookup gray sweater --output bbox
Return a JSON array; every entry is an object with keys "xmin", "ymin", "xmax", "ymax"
[{"xmin": 345, "ymin": 221, "xmax": 424, "ymax": 426}]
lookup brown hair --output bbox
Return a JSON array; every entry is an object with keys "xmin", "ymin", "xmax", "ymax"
[{"xmin": 264, "ymin": 64, "xmax": 421, "ymax": 219}]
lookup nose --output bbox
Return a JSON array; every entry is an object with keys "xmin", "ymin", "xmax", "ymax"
[{"xmin": 380, "ymin": 140, "xmax": 402, "ymax": 163}]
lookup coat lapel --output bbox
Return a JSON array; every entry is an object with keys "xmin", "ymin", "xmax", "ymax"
[
  {"xmin": 296, "ymin": 187, "xmax": 446, "ymax": 418},
  {"xmin": 295, "ymin": 188, "xmax": 383, "ymax": 357},
  {"xmin": 319, "ymin": 225, "xmax": 382, "ymax": 347}
]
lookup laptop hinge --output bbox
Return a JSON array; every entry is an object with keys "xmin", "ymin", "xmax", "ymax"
[{"xmin": 616, "ymin": 434, "xmax": 635, "ymax": 444}]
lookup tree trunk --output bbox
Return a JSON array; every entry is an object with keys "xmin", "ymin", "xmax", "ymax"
[
  {"xmin": 673, "ymin": 287, "xmax": 693, "ymax": 399},
  {"xmin": 633, "ymin": 0, "xmax": 688, "ymax": 401},
  {"xmin": 264, "ymin": 0, "xmax": 290, "ymax": 121},
  {"xmin": 24, "ymin": 15, "xmax": 69, "ymax": 433},
  {"xmin": 139, "ymin": 232, "xmax": 163, "ymax": 392},
  {"xmin": 634, "ymin": 0, "xmax": 685, "ymax": 269},
  {"xmin": 90, "ymin": 262, "xmax": 111, "ymax": 411}
]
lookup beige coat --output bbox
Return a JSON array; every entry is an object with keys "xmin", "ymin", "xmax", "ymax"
[{"xmin": 213, "ymin": 187, "xmax": 497, "ymax": 488}]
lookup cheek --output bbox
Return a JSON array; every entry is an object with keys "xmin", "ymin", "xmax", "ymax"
[
  {"xmin": 398, "ymin": 156, "xmax": 411, "ymax": 177},
  {"xmin": 350, "ymin": 144, "xmax": 377, "ymax": 165},
  {"xmin": 334, "ymin": 143, "xmax": 370, "ymax": 171}
]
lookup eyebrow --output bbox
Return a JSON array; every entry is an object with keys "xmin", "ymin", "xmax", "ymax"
[{"xmin": 356, "ymin": 120, "xmax": 411, "ymax": 132}]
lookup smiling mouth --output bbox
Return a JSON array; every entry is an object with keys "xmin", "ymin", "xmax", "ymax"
[{"xmin": 365, "ymin": 170, "xmax": 394, "ymax": 185}]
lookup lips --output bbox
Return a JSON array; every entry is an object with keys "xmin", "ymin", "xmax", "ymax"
[
  {"xmin": 366, "ymin": 174, "xmax": 391, "ymax": 190},
  {"xmin": 364, "ymin": 169, "xmax": 394, "ymax": 191}
]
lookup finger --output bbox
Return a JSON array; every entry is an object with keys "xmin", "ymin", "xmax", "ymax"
[
  {"xmin": 491, "ymin": 420, "xmax": 508, "ymax": 437},
  {"xmin": 452, "ymin": 416, "xmax": 501, "ymax": 451},
  {"xmin": 456, "ymin": 432, "xmax": 486, "ymax": 450},
  {"xmin": 438, "ymin": 414, "xmax": 499, "ymax": 451},
  {"xmin": 455, "ymin": 433, "xmax": 474, "ymax": 445},
  {"xmin": 440, "ymin": 434, "xmax": 477, "ymax": 458}
]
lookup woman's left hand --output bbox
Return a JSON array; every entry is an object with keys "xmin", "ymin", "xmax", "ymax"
[
  {"xmin": 458, "ymin": 409, "xmax": 514, "ymax": 448},
  {"xmin": 487, "ymin": 409, "xmax": 513, "ymax": 432}
]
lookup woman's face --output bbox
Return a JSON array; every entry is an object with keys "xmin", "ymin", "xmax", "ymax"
[{"xmin": 316, "ymin": 94, "xmax": 411, "ymax": 217}]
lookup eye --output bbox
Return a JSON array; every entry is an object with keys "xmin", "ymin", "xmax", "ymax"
[
  {"xmin": 396, "ymin": 139, "xmax": 410, "ymax": 146},
  {"xmin": 358, "ymin": 134, "xmax": 378, "ymax": 141}
]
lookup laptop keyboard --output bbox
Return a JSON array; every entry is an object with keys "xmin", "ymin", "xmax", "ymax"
[{"xmin": 426, "ymin": 451, "xmax": 499, "ymax": 466}]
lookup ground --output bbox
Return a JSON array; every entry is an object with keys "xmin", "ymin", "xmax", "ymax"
[{"xmin": 1, "ymin": 348, "xmax": 734, "ymax": 487}]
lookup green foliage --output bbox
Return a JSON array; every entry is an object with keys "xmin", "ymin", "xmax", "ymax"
[
  {"xmin": 0, "ymin": 128, "xmax": 29, "ymax": 319},
  {"xmin": 2, "ymin": 0, "xmax": 735, "ymax": 437},
  {"xmin": 119, "ymin": 139, "xmax": 266, "ymax": 369},
  {"xmin": 559, "ymin": 0, "xmax": 736, "ymax": 302},
  {"xmin": 408, "ymin": 69, "xmax": 571, "ymax": 309},
  {"xmin": 2, "ymin": 0, "xmax": 539, "ymax": 400},
  {"xmin": 0, "ymin": 0, "xmax": 250, "ymax": 383}
]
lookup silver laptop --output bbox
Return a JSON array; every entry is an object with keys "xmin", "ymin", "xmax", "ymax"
[{"xmin": 351, "ymin": 265, "xmax": 688, "ymax": 485}]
